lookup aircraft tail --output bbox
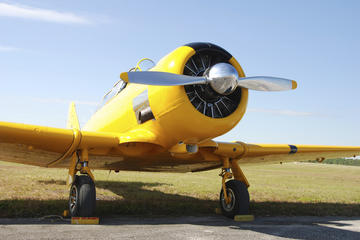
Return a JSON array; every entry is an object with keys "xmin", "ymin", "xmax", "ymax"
[{"xmin": 67, "ymin": 102, "xmax": 80, "ymax": 130}]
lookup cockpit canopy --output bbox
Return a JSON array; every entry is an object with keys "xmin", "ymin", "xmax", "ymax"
[{"xmin": 98, "ymin": 58, "xmax": 155, "ymax": 109}]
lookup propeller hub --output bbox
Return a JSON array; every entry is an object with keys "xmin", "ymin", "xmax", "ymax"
[{"xmin": 207, "ymin": 63, "xmax": 238, "ymax": 95}]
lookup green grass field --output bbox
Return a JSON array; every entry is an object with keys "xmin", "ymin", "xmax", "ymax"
[
  {"xmin": 0, "ymin": 161, "xmax": 359, "ymax": 217},
  {"xmin": 309, "ymin": 158, "xmax": 360, "ymax": 166}
]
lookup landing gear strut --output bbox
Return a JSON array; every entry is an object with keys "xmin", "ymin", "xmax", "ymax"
[
  {"xmin": 219, "ymin": 158, "xmax": 250, "ymax": 218},
  {"xmin": 220, "ymin": 180, "xmax": 249, "ymax": 218},
  {"xmin": 68, "ymin": 149, "xmax": 96, "ymax": 217}
]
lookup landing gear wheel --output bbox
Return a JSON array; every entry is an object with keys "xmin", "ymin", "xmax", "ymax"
[
  {"xmin": 69, "ymin": 175, "xmax": 96, "ymax": 217},
  {"xmin": 219, "ymin": 180, "xmax": 249, "ymax": 218}
]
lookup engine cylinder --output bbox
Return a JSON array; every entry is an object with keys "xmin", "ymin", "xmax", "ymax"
[{"xmin": 147, "ymin": 42, "xmax": 248, "ymax": 146}]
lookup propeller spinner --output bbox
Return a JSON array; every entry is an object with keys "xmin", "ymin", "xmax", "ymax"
[{"xmin": 120, "ymin": 63, "xmax": 297, "ymax": 93}]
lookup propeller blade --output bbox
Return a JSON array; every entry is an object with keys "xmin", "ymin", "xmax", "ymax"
[
  {"xmin": 237, "ymin": 76, "xmax": 297, "ymax": 91},
  {"xmin": 120, "ymin": 71, "xmax": 207, "ymax": 86},
  {"xmin": 119, "ymin": 64, "xmax": 297, "ymax": 92}
]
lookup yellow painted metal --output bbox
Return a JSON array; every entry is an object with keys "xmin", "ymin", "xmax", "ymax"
[
  {"xmin": 220, "ymin": 157, "xmax": 232, "ymax": 204},
  {"xmin": 222, "ymin": 157, "xmax": 230, "ymax": 169},
  {"xmin": 71, "ymin": 217, "xmax": 99, "ymax": 225},
  {"xmin": 67, "ymin": 152, "xmax": 78, "ymax": 185},
  {"xmin": 83, "ymin": 82, "xmax": 148, "ymax": 137},
  {"xmin": 231, "ymin": 160, "xmax": 250, "ymax": 188},
  {"xmin": 215, "ymin": 142, "xmax": 246, "ymax": 158},
  {"xmin": 198, "ymin": 139, "xmax": 218, "ymax": 148},
  {"xmin": 117, "ymin": 142, "xmax": 163, "ymax": 157},
  {"xmin": 2, "ymin": 121, "xmax": 360, "ymax": 171},
  {"xmin": 67, "ymin": 102, "xmax": 80, "ymax": 130},
  {"xmin": 169, "ymin": 143, "xmax": 197, "ymax": 154},
  {"xmin": 221, "ymin": 171, "xmax": 232, "ymax": 204},
  {"xmin": 47, "ymin": 128, "xmax": 81, "ymax": 167},
  {"xmin": 0, "ymin": 45, "xmax": 251, "ymax": 171},
  {"xmin": 0, "ymin": 121, "xmax": 74, "ymax": 158},
  {"xmin": 81, "ymin": 148, "xmax": 89, "ymax": 162},
  {"xmin": 84, "ymin": 45, "xmax": 249, "ymax": 150},
  {"xmin": 120, "ymin": 72, "xmax": 129, "ymax": 82},
  {"xmin": 216, "ymin": 142, "xmax": 360, "ymax": 165},
  {"xmin": 215, "ymin": 207, "xmax": 222, "ymax": 215},
  {"xmin": 1, "ymin": 44, "xmax": 360, "ymax": 173},
  {"xmin": 79, "ymin": 148, "xmax": 95, "ymax": 182},
  {"xmin": 229, "ymin": 56, "xmax": 246, "ymax": 78},
  {"xmin": 135, "ymin": 58, "xmax": 155, "ymax": 72},
  {"xmin": 62, "ymin": 210, "xmax": 69, "ymax": 217},
  {"xmin": 68, "ymin": 148, "xmax": 95, "ymax": 184},
  {"xmin": 147, "ymin": 52, "xmax": 249, "ymax": 147},
  {"xmin": 245, "ymin": 144, "xmax": 360, "ymax": 158},
  {"xmin": 118, "ymin": 128, "xmax": 161, "ymax": 145},
  {"xmin": 234, "ymin": 215, "xmax": 254, "ymax": 222},
  {"xmin": 67, "ymin": 149, "xmax": 95, "ymax": 185},
  {"xmin": 80, "ymin": 131, "xmax": 119, "ymax": 148},
  {"xmin": 199, "ymin": 148, "xmax": 221, "ymax": 162},
  {"xmin": 0, "ymin": 120, "xmax": 123, "ymax": 168}
]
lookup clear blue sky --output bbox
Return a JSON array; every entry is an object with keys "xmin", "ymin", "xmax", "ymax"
[{"xmin": 0, "ymin": 0, "xmax": 359, "ymax": 145}]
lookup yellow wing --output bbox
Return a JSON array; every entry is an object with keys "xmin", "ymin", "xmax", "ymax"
[
  {"xmin": 0, "ymin": 121, "xmax": 119, "ymax": 167},
  {"xmin": 1, "ymin": 118, "xmax": 359, "ymax": 171},
  {"xmin": 0, "ymin": 101, "xmax": 163, "ymax": 170},
  {"xmin": 211, "ymin": 141, "xmax": 360, "ymax": 165}
]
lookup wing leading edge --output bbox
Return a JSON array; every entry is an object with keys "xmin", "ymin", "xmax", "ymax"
[
  {"xmin": 212, "ymin": 141, "xmax": 360, "ymax": 165},
  {"xmin": 0, "ymin": 121, "xmax": 119, "ymax": 167},
  {"xmin": 1, "ymin": 120, "xmax": 359, "ymax": 171}
]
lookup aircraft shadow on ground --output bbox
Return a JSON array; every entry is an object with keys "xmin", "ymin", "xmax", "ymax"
[
  {"xmin": 1, "ymin": 180, "xmax": 359, "ymax": 240},
  {"xmin": 33, "ymin": 179, "xmax": 360, "ymax": 217},
  {"xmin": 2, "ymin": 180, "xmax": 217, "ymax": 217}
]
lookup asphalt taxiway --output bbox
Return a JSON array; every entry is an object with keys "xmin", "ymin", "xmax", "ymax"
[{"xmin": 0, "ymin": 216, "xmax": 359, "ymax": 240}]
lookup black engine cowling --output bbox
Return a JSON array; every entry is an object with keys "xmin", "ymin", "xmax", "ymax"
[{"xmin": 183, "ymin": 43, "xmax": 242, "ymax": 118}]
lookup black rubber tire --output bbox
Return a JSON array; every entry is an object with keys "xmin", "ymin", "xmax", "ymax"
[
  {"xmin": 219, "ymin": 180, "xmax": 250, "ymax": 218},
  {"xmin": 69, "ymin": 175, "xmax": 96, "ymax": 217}
]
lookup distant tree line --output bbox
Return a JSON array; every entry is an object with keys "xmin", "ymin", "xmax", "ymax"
[{"xmin": 308, "ymin": 158, "xmax": 360, "ymax": 166}]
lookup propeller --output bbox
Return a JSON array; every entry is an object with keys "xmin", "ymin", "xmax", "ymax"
[{"xmin": 120, "ymin": 63, "xmax": 297, "ymax": 94}]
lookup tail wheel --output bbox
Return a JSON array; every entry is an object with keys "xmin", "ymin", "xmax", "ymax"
[
  {"xmin": 69, "ymin": 175, "xmax": 96, "ymax": 217},
  {"xmin": 219, "ymin": 180, "xmax": 250, "ymax": 218}
]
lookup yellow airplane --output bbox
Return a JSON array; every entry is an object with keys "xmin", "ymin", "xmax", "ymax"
[{"xmin": 1, "ymin": 42, "xmax": 359, "ymax": 218}]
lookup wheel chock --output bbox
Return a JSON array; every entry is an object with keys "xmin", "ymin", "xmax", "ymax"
[
  {"xmin": 234, "ymin": 215, "xmax": 254, "ymax": 222},
  {"xmin": 71, "ymin": 217, "xmax": 99, "ymax": 224},
  {"xmin": 215, "ymin": 208, "xmax": 222, "ymax": 214},
  {"xmin": 62, "ymin": 210, "xmax": 69, "ymax": 218}
]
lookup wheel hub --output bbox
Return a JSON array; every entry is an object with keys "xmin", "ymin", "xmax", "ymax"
[
  {"xmin": 69, "ymin": 185, "xmax": 78, "ymax": 212},
  {"xmin": 221, "ymin": 188, "xmax": 235, "ymax": 212}
]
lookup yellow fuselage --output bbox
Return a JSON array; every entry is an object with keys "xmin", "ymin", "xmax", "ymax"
[{"xmin": 84, "ymin": 45, "xmax": 248, "ymax": 150}]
